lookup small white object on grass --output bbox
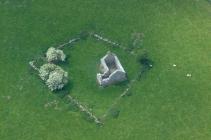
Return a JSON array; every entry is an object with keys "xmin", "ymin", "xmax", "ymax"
[
  {"xmin": 173, "ymin": 64, "xmax": 177, "ymax": 67},
  {"xmin": 186, "ymin": 73, "xmax": 192, "ymax": 77},
  {"xmin": 149, "ymin": 64, "xmax": 153, "ymax": 67}
]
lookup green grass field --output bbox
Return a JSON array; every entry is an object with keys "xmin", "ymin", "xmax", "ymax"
[{"xmin": 0, "ymin": 0, "xmax": 211, "ymax": 140}]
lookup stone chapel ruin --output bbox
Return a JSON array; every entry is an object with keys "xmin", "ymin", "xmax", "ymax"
[{"xmin": 97, "ymin": 52, "xmax": 127, "ymax": 86}]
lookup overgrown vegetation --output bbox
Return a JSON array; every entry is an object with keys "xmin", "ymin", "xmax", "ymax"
[{"xmin": 137, "ymin": 50, "xmax": 153, "ymax": 80}]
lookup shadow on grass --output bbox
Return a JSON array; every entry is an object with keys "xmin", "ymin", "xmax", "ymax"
[
  {"xmin": 53, "ymin": 81, "xmax": 74, "ymax": 98},
  {"xmin": 52, "ymin": 81, "xmax": 80, "ymax": 112},
  {"xmin": 137, "ymin": 51, "xmax": 154, "ymax": 81},
  {"xmin": 112, "ymin": 80, "xmax": 129, "ymax": 88}
]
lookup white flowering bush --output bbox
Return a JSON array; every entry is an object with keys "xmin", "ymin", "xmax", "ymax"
[
  {"xmin": 46, "ymin": 69, "xmax": 68, "ymax": 91},
  {"xmin": 39, "ymin": 63, "xmax": 58, "ymax": 81},
  {"xmin": 39, "ymin": 63, "xmax": 68, "ymax": 91},
  {"xmin": 46, "ymin": 47, "xmax": 66, "ymax": 62}
]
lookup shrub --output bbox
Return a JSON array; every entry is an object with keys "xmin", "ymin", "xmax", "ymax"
[
  {"xmin": 137, "ymin": 51, "xmax": 153, "ymax": 80},
  {"xmin": 46, "ymin": 47, "xmax": 66, "ymax": 63},
  {"xmin": 39, "ymin": 63, "xmax": 57, "ymax": 81},
  {"xmin": 79, "ymin": 31, "xmax": 89, "ymax": 40},
  {"xmin": 46, "ymin": 69, "xmax": 68, "ymax": 91},
  {"xmin": 108, "ymin": 108, "xmax": 120, "ymax": 119},
  {"xmin": 39, "ymin": 63, "xmax": 68, "ymax": 91}
]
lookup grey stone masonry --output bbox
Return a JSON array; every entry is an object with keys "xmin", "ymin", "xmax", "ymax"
[{"xmin": 97, "ymin": 52, "xmax": 127, "ymax": 86}]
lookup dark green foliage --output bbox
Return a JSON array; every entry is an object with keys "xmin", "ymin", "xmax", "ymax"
[
  {"xmin": 79, "ymin": 31, "xmax": 90, "ymax": 40},
  {"xmin": 137, "ymin": 51, "xmax": 153, "ymax": 80},
  {"xmin": 125, "ymin": 91, "xmax": 132, "ymax": 97},
  {"xmin": 108, "ymin": 108, "xmax": 120, "ymax": 119}
]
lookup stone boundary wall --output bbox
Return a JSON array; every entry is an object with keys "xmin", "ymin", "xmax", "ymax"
[{"xmin": 29, "ymin": 31, "xmax": 141, "ymax": 125}]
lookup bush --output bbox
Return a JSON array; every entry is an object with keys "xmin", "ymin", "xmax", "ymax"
[
  {"xmin": 46, "ymin": 69, "xmax": 68, "ymax": 91},
  {"xmin": 108, "ymin": 108, "xmax": 120, "ymax": 119},
  {"xmin": 79, "ymin": 31, "xmax": 89, "ymax": 40},
  {"xmin": 137, "ymin": 50, "xmax": 153, "ymax": 69},
  {"xmin": 46, "ymin": 47, "xmax": 66, "ymax": 63},
  {"xmin": 39, "ymin": 63, "xmax": 68, "ymax": 91},
  {"xmin": 137, "ymin": 51, "xmax": 153, "ymax": 80},
  {"xmin": 39, "ymin": 63, "xmax": 57, "ymax": 81}
]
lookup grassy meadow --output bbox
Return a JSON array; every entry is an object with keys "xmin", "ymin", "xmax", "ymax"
[{"xmin": 0, "ymin": 0, "xmax": 211, "ymax": 140}]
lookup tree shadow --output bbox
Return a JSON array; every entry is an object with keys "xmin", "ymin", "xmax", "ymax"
[{"xmin": 52, "ymin": 80, "xmax": 74, "ymax": 99}]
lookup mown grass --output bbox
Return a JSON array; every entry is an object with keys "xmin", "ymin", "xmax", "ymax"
[
  {"xmin": 62, "ymin": 38, "xmax": 139, "ymax": 116},
  {"xmin": 0, "ymin": 0, "xmax": 211, "ymax": 140}
]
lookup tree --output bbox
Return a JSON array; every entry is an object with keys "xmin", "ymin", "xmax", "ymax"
[
  {"xmin": 46, "ymin": 47, "xmax": 66, "ymax": 63},
  {"xmin": 46, "ymin": 68, "xmax": 68, "ymax": 91},
  {"xmin": 39, "ymin": 63, "xmax": 57, "ymax": 81},
  {"xmin": 39, "ymin": 63, "xmax": 68, "ymax": 91}
]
